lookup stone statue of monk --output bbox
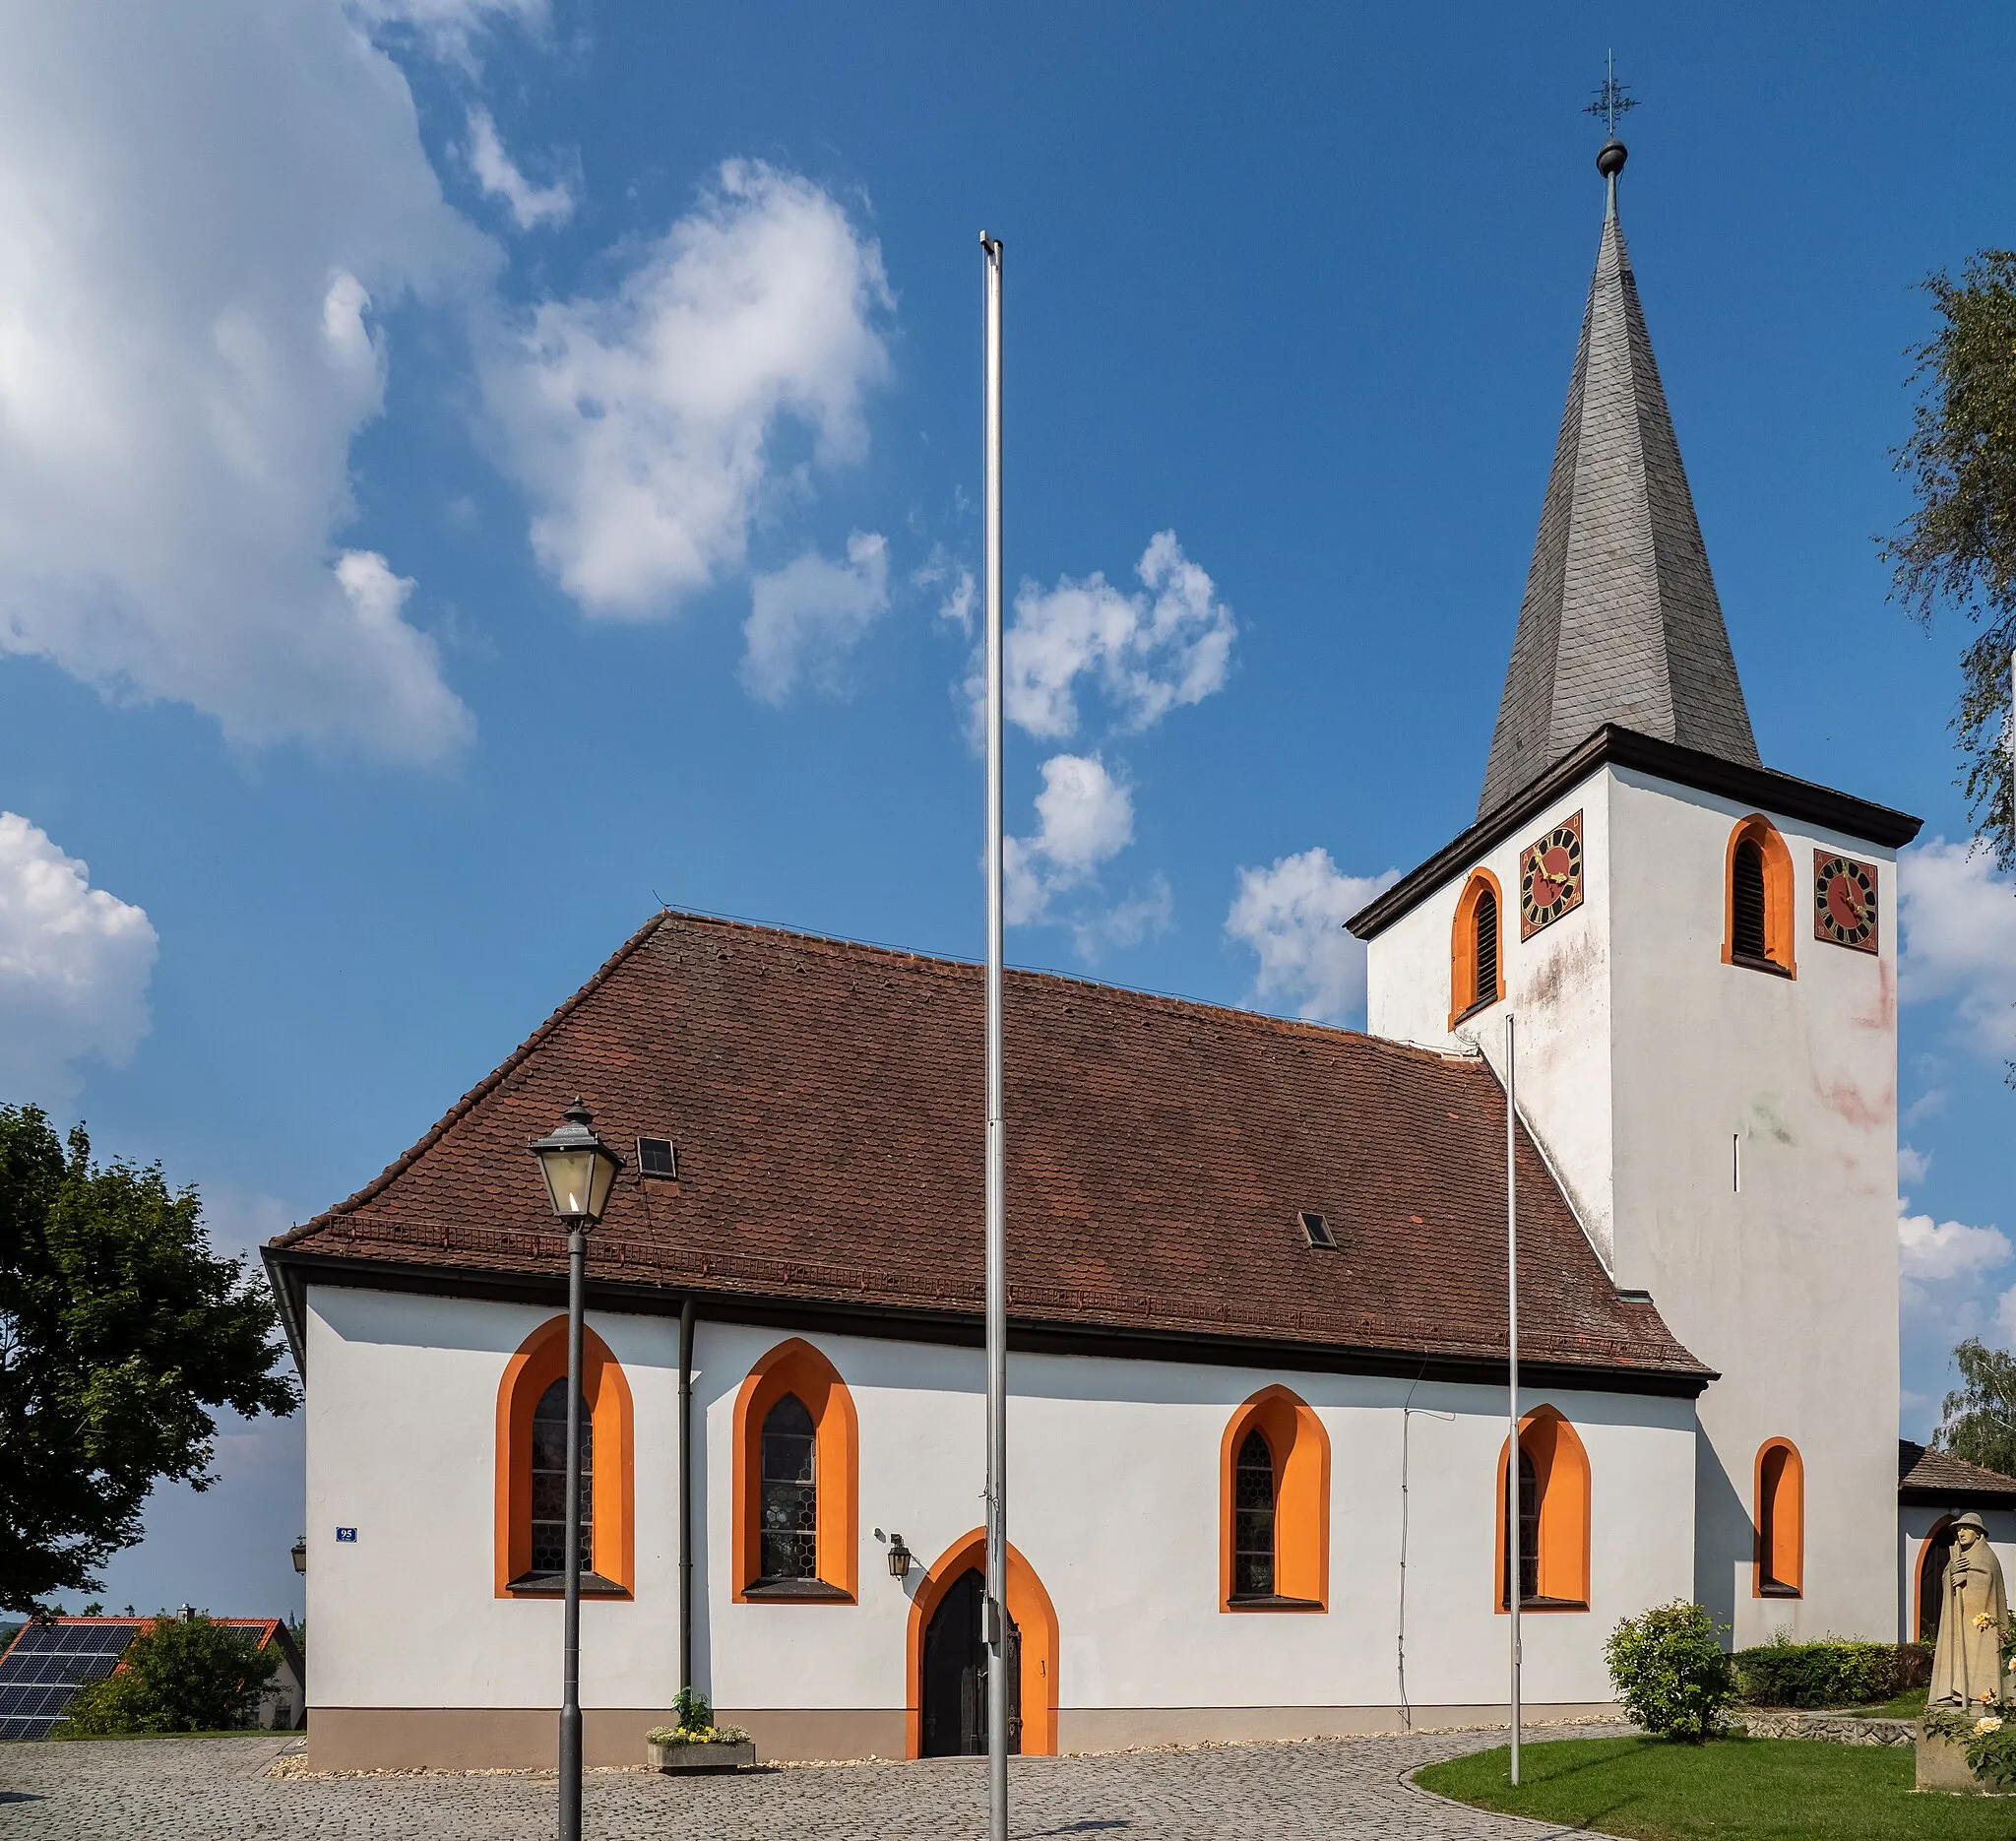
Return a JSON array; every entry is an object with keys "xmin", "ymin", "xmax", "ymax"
[{"xmin": 1930, "ymin": 1513, "xmax": 2010, "ymax": 1708}]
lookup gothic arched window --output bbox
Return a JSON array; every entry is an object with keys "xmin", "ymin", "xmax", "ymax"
[
  {"xmin": 1232, "ymin": 1429, "xmax": 1276, "ymax": 1599},
  {"xmin": 759, "ymin": 1393, "xmax": 820, "ymax": 1583},
  {"xmin": 1497, "ymin": 1405, "xmax": 1591, "ymax": 1612},
  {"xmin": 530, "ymin": 1377, "xmax": 593, "ymax": 1577},
  {"xmin": 733, "ymin": 1339, "xmax": 859, "ymax": 1602}
]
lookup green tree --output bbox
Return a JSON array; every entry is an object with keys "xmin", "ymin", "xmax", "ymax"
[
  {"xmin": 57, "ymin": 1615, "xmax": 281, "ymax": 1735},
  {"xmin": 1936, "ymin": 1336, "xmax": 2016, "ymax": 1477},
  {"xmin": 1882, "ymin": 250, "xmax": 2016, "ymax": 873},
  {"xmin": 0, "ymin": 1106, "xmax": 297, "ymax": 1613}
]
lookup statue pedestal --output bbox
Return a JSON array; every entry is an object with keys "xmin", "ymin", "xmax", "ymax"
[{"xmin": 1918, "ymin": 1715, "xmax": 2016, "ymax": 1795}]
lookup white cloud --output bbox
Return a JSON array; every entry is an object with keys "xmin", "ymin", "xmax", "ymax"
[
  {"xmin": 1900, "ymin": 1210, "xmax": 2011, "ymax": 1282},
  {"xmin": 741, "ymin": 532, "xmax": 889, "ymax": 703},
  {"xmin": 346, "ymin": 0, "xmax": 547, "ymax": 60},
  {"xmin": 1900, "ymin": 1143, "xmax": 1932, "ymax": 1186},
  {"xmin": 1226, "ymin": 848, "xmax": 1400, "ymax": 1026},
  {"xmin": 0, "ymin": 814, "xmax": 158, "ymax": 1105},
  {"xmin": 1071, "ymin": 874, "xmax": 1173, "ymax": 959},
  {"xmin": 914, "ymin": 551, "xmax": 976, "ymax": 637},
  {"xmin": 0, "ymin": 0, "xmax": 485, "ymax": 761},
  {"xmin": 483, "ymin": 159, "xmax": 893, "ymax": 616},
  {"xmin": 1005, "ymin": 753, "xmax": 1134, "ymax": 926},
  {"xmin": 466, "ymin": 106, "xmax": 575, "ymax": 230},
  {"xmin": 995, "ymin": 531, "xmax": 1235, "ymax": 741},
  {"xmin": 1900, "ymin": 839, "xmax": 2016, "ymax": 1057}
]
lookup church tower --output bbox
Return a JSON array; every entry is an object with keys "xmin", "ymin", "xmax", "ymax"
[{"xmin": 1351, "ymin": 139, "xmax": 1920, "ymax": 1644}]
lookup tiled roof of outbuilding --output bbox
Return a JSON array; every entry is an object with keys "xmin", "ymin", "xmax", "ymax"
[
  {"xmin": 269, "ymin": 912, "xmax": 1710, "ymax": 1391},
  {"xmin": 1899, "ymin": 1439, "xmax": 2016, "ymax": 1504}
]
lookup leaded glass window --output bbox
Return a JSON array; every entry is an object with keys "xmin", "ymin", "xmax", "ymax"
[
  {"xmin": 759, "ymin": 1393, "xmax": 818, "ymax": 1582},
  {"xmin": 1503, "ymin": 1446, "xmax": 1539, "ymax": 1606},
  {"xmin": 1232, "ymin": 1428, "xmax": 1276, "ymax": 1598},
  {"xmin": 530, "ymin": 1377, "xmax": 593, "ymax": 1575}
]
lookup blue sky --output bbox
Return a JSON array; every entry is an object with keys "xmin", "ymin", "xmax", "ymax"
[{"xmin": 4, "ymin": 0, "xmax": 2012, "ymax": 1622}]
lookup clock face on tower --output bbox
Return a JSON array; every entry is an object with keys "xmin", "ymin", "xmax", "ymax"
[
  {"xmin": 1519, "ymin": 810, "xmax": 1585, "ymax": 940},
  {"xmin": 1813, "ymin": 853, "xmax": 1879, "ymax": 953}
]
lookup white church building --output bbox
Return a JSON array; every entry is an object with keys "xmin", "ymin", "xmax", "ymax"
[{"xmin": 266, "ymin": 140, "xmax": 1922, "ymax": 1770}]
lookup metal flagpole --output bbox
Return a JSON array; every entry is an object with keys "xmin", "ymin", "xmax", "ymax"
[
  {"xmin": 979, "ymin": 228, "xmax": 1009, "ymax": 1841},
  {"xmin": 1506, "ymin": 1012, "xmax": 1521, "ymax": 1787}
]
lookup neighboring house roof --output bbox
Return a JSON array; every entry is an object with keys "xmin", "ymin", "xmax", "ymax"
[
  {"xmin": 0, "ymin": 1616, "xmax": 298, "ymax": 1742},
  {"xmin": 1899, "ymin": 1439, "xmax": 2016, "ymax": 1508},
  {"xmin": 267, "ymin": 911, "xmax": 1711, "ymax": 1397},
  {"xmin": 1479, "ymin": 147, "xmax": 1759, "ymax": 819}
]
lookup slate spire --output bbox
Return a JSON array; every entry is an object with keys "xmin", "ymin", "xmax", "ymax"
[{"xmin": 1478, "ymin": 141, "xmax": 1759, "ymax": 818}]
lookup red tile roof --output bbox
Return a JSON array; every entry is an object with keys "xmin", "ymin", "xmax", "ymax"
[
  {"xmin": 269, "ymin": 912, "xmax": 1709, "ymax": 1390},
  {"xmin": 1899, "ymin": 1439, "xmax": 2016, "ymax": 1503}
]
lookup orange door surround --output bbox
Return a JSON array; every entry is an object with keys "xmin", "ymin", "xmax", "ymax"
[{"xmin": 904, "ymin": 1531, "xmax": 1059, "ymax": 1758}]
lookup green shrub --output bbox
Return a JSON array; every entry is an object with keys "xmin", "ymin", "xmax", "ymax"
[
  {"xmin": 56, "ymin": 1615, "xmax": 280, "ymax": 1736},
  {"xmin": 1605, "ymin": 1602, "xmax": 1735, "ymax": 1742},
  {"xmin": 1732, "ymin": 1636, "xmax": 1914, "ymax": 1708}
]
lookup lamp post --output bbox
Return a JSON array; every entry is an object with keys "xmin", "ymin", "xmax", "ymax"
[{"xmin": 529, "ymin": 1098, "xmax": 622, "ymax": 1841}]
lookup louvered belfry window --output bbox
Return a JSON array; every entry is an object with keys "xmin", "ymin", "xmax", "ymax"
[
  {"xmin": 1732, "ymin": 839, "xmax": 1768, "ymax": 961},
  {"xmin": 1232, "ymin": 1428, "xmax": 1277, "ymax": 1597},
  {"xmin": 758, "ymin": 1393, "xmax": 819, "ymax": 1581},
  {"xmin": 1474, "ymin": 886, "xmax": 1499, "ymax": 1007}
]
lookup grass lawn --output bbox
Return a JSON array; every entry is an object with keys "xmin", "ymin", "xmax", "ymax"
[{"xmin": 1416, "ymin": 1736, "xmax": 2016, "ymax": 1840}]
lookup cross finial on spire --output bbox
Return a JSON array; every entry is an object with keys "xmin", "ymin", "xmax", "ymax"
[{"xmin": 1585, "ymin": 49, "xmax": 1638, "ymax": 139}]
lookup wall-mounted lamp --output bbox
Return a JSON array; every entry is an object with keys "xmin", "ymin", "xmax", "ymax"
[
  {"xmin": 886, "ymin": 1534, "xmax": 913, "ymax": 1580},
  {"xmin": 290, "ymin": 1536, "xmax": 307, "ymax": 1575}
]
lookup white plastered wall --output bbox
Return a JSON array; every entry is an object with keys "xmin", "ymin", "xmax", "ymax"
[
  {"xmin": 1365, "ymin": 762, "xmax": 1901, "ymax": 1647},
  {"xmin": 306, "ymin": 1287, "xmax": 1695, "ymax": 1721},
  {"xmin": 304, "ymin": 1286, "xmax": 682, "ymax": 1711}
]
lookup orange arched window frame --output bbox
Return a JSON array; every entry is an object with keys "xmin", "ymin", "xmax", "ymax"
[
  {"xmin": 1450, "ymin": 868, "xmax": 1506, "ymax": 1029},
  {"xmin": 1219, "ymin": 1386, "xmax": 1330, "ymax": 1611},
  {"xmin": 1915, "ymin": 1516, "xmax": 1960, "ymax": 1642},
  {"xmin": 1754, "ymin": 1438, "xmax": 1804, "ymax": 1598},
  {"xmin": 494, "ymin": 1314, "xmax": 635, "ymax": 1598},
  {"xmin": 1723, "ymin": 814, "xmax": 1796, "ymax": 978},
  {"xmin": 1494, "ymin": 1405, "xmax": 1591, "ymax": 1613},
  {"xmin": 731, "ymin": 1338, "xmax": 859, "ymax": 1603},
  {"xmin": 905, "ymin": 1530, "xmax": 1060, "ymax": 1757}
]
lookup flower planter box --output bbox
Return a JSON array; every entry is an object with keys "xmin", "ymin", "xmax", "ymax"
[{"xmin": 649, "ymin": 1739, "xmax": 756, "ymax": 1774}]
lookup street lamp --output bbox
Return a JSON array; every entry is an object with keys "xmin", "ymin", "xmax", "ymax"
[{"xmin": 529, "ymin": 1099, "xmax": 623, "ymax": 1841}]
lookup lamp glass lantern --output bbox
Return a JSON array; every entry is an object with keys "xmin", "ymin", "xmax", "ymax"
[
  {"xmin": 290, "ymin": 1536, "xmax": 307, "ymax": 1575},
  {"xmin": 887, "ymin": 1534, "xmax": 913, "ymax": 1580},
  {"xmin": 530, "ymin": 1098, "xmax": 623, "ymax": 1224}
]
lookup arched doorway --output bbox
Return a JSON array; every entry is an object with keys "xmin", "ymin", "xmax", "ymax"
[
  {"xmin": 906, "ymin": 1531, "xmax": 1058, "ymax": 1758},
  {"xmin": 1920, "ymin": 1518, "xmax": 1962, "ymax": 1645},
  {"xmin": 919, "ymin": 1566, "xmax": 1020, "ymax": 1756}
]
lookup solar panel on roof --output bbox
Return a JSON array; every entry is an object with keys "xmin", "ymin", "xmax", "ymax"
[{"xmin": 0, "ymin": 1622, "xmax": 142, "ymax": 1739}]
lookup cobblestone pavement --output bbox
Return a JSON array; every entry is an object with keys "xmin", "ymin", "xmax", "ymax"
[{"xmin": 0, "ymin": 1725, "xmax": 1630, "ymax": 1840}]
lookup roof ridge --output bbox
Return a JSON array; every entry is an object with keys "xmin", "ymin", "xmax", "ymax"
[
  {"xmin": 274, "ymin": 911, "xmax": 669, "ymax": 1245},
  {"xmin": 657, "ymin": 909, "xmax": 1480, "ymax": 1062}
]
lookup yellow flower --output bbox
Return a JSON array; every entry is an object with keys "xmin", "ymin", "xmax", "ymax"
[
  {"xmin": 1977, "ymin": 1716, "xmax": 2005, "ymax": 1737},
  {"xmin": 1976, "ymin": 1612, "xmax": 1997, "ymax": 1631}
]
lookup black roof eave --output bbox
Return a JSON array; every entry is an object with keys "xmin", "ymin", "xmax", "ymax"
[{"xmin": 1348, "ymin": 725, "xmax": 1922, "ymax": 941}]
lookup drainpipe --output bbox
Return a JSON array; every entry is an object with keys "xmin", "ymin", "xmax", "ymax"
[{"xmin": 678, "ymin": 1296, "xmax": 696, "ymax": 1694}]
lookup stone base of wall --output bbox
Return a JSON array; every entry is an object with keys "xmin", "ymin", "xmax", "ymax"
[
  {"xmin": 1734, "ymin": 1710, "xmax": 1915, "ymax": 1746},
  {"xmin": 306, "ymin": 1701, "xmax": 1616, "ymax": 1771}
]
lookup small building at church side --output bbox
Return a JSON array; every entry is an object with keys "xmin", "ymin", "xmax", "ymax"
[{"xmin": 265, "ymin": 139, "xmax": 1918, "ymax": 1770}]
